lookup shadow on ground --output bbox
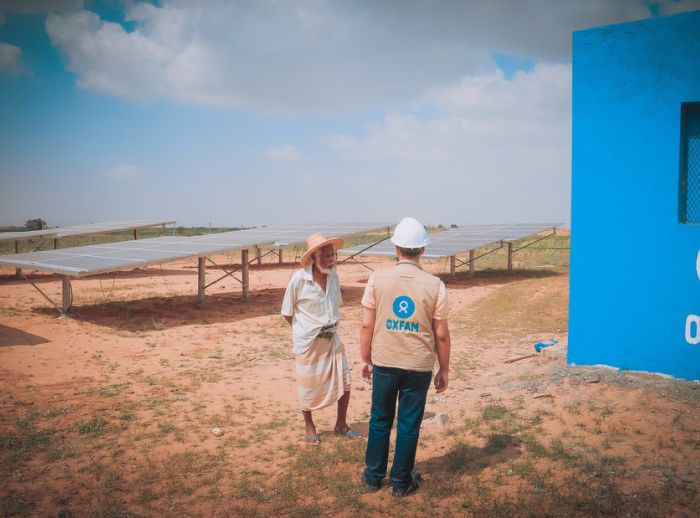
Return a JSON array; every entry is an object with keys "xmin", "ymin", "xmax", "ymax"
[
  {"xmin": 0, "ymin": 325, "xmax": 50, "ymax": 347},
  {"xmin": 416, "ymin": 434, "xmax": 521, "ymax": 476},
  {"xmin": 34, "ymin": 286, "xmax": 367, "ymax": 331}
]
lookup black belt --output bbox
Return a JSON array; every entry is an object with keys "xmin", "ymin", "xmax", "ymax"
[{"xmin": 317, "ymin": 322, "xmax": 338, "ymax": 340}]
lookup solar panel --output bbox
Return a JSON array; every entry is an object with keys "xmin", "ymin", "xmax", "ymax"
[
  {"xmin": 226, "ymin": 223, "xmax": 391, "ymax": 246},
  {"xmin": 0, "ymin": 219, "xmax": 176, "ymax": 243},
  {"xmin": 340, "ymin": 223, "xmax": 562, "ymax": 258},
  {"xmin": 0, "ymin": 234, "xmax": 269, "ymax": 277},
  {"xmin": 0, "ymin": 222, "xmax": 391, "ymax": 277}
]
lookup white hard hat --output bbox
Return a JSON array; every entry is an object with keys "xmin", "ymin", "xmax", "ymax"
[{"xmin": 391, "ymin": 217, "xmax": 429, "ymax": 249}]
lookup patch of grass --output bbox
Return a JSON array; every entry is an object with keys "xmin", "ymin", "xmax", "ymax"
[
  {"xmin": 522, "ymin": 434, "xmax": 548, "ymax": 458},
  {"xmin": 44, "ymin": 407, "xmax": 70, "ymax": 418},
  {"xmin": 95, "ymin": 383, "xmax": 129, "ymax": 398},
  {"xmin": 158, "ymin": 423, "xmax": 180, "ymax": 436},
  {"xmin": 482, "ymin": 403, "xmax": 510, "ymax": 421},
  {"xmin": 15, "ymin": 410, "xmax": 40, "ymax": 429},
  {"xmin": 548, "ymin": 437, "xmax": 578, "ymax": 463},
  {"xmin": 0, "ymin": 429, "xmax": 53, "ymax": 463},
  {"xmin": 76, "ymin": 417, "xmax": 107, "ymax": 436},
  {"xmin": 1, "ymin": 491, "xmax": 34, "ymax": 517},
  {"xmin": 564, "ymin": 400, "xmax": 582, "ymax": 415}
]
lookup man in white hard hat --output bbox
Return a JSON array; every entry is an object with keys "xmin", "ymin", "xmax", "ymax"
[
  {"xmin": 281, "ymin": 232, "xmax": 360, "ymax": 444},
  {"xmin": 360, "ymin": 217, "xmax": 451, "ymax": 496}
]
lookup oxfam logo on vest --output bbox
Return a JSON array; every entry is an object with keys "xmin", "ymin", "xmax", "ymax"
[
  {"xmin": 392, "ymin": 296, "xmax": 415, "ymax": 318},
  {"xmin": 386, "ymin": 296, "xmax": 419, "ymax": 333}
]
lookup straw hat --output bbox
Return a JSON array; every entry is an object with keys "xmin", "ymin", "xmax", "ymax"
[{"xmin": 300, "ymin": 232, "xmax": 345, "ymax": 267}]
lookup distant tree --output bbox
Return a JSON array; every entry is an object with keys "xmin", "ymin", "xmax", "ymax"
[
  {"xmin": 438, "ymin": 224, "xmax": 445, "ymax": 228},
  {"xmin": 450, "ymin": 224, "xmax": 458, "ymax": 228},
  {"xmin": 25, "ymin": 218, "xmax": 47, "ymax": 231}
]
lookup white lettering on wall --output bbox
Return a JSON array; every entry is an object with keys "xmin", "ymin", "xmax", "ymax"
[{"xmin": 686, "ymin": 315, "xmax": 700, "ymax": 345}]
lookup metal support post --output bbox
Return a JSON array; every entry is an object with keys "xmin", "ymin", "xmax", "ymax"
[
  {"xmin": 241, "ymin": 249, "xmax": 250, "ymax": 301},
  {"xmin": 197, "ymin": 257, "xmax": 206, "ymax": 305},
  {"xmin": 133, "ymin": 229, "xmax": 138, "ymax": 240},
  {"xmin": 14, "ymin": 240, "xmax": 21, "ymax": 277},
  {"xmin": 469, "ymin": 250, "xmax": 475, "ymax": 276},
  {"xmin": 255, "ymin": 246, "xmax": 261, "ymax": 265},
  {"xmin": 553, "ymin": 227, "xmax": 558, "ymax": 268},
  {"xmin": 278, "ymin": 248, "xmax": 283, "ymax": 264},
  {"xmin": 62, "ymin": 276, "xmax": 72, "ymax": 313},
  {"xmin": 507, "ymin": 242, "xmax": 513, "ymax": 273},
  {"xmin": 450, "ymin": 255, "xmax": 456, "ymax": 276},
  {"xmin": 54, "ymin": 238, "xmax": 59, "ymax": 249}
]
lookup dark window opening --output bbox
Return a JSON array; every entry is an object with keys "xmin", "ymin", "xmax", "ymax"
[{"xmin": 680, "ymin": 102, "xmax": 700, "ymax": 224}]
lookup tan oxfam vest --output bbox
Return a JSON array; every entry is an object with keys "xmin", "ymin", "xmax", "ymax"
[{"xmin": 371, "ymin": 261, "xmax": 442, "ymax": 372}]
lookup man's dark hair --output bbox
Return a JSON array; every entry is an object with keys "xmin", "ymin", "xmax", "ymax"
[{"xmin": 398, "ymin": 246, "xmax": 421, "ymax": 257}]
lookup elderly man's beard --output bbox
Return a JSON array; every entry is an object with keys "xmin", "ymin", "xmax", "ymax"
[
  {"xmin": 316, "ymin": 263, "xmax": 336, "ymax": 275},
  {"xmin": 314, "ymin": 251, "xmax": 336, "ymax": 275},
  {"xmin": 318, "ymin": 265, "xmax": 335, "ymax": 275}
]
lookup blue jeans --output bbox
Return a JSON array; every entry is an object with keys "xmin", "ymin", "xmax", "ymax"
[{"xmin": 364, "ymin": 365, "xmax": 432, "ymax": 491}]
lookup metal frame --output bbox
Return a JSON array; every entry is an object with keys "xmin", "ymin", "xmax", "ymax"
[
  {"xmin": 2, "ymin": 223, "xmax": 389, "ymax": 316},
  {"xmin": 338, "ymin": 228, "xmax": 392, "ymax": 272},
  {"xmin": 340, "ymin": 224, "xmax": 562, "ymax": 276}
]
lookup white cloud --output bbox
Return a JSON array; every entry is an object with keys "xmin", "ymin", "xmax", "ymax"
[
  {"xmin": 266, "ymin": 144, "xmax": 301, "ymax": 161},
  {"xmin": 0, "ymin": 42, "xmax": 24, "ymax": 76},
  {"xmin": 107, "ymin": 164, "xmax": 142, "ymax": 178},
  {"xmin": 41, "ymin": 0, "xmax": 694, "ymax": 113},
  {"xmin": 326, "ymin": 64, "xmax": 572, "ymax": 224}
]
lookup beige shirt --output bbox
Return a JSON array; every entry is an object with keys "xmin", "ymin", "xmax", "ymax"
[{"xmin": 281, "ymin": 266, "xmax": 342, "ymax": 355}]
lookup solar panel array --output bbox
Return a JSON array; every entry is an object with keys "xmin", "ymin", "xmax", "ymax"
[
  {"xmin": 340, "ymin": 223, "xmax": 562, "ymax": 258},
  {"xmin": 0, "ymin": 223, "xmax": 391, "ymax": 277},
  {"xmin": 230, "ymin": 222, "xmax": 390, "ymax": 246},
  {"xmin": 0, "ymin": 219, "xmax": 176, "ymax": 243}
]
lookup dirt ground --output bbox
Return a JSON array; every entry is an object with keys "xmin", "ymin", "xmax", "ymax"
[{"xmin": 0, "ymin": 254, "xmax": 698, "ymax": 517}]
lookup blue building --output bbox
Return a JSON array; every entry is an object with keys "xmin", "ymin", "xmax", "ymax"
[{"xmin": 569, "ymin": 10, "xmax": 700, "ymax": 381}]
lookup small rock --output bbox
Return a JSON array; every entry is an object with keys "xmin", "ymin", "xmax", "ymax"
[
  {"xmin": 480, "ymin": 392, "xmax": 491, "ymax": 398},
  {"xmin": 422, "ymin": 413, "xmax": 449, "ymax": 428},
  {"xmin": 430, "ymin": 396, "xmax": 445, "ymax": 405},
  {"xmin": 506, "ymin": 468, "xmax": 514, "ymax": 476},
  {"xmin": 212, "ymin": 427, "xmax": 224, "ymax": 437},
  {"xmin": 356, "ymin": 385, "xmax": 365, "ymax": 391}
]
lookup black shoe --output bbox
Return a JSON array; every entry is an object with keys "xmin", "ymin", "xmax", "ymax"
[
  {"xmin": 362, "ymin": 474, "xmax": 383, "ymax": 493},
  {"xmin": 392, "ymin": 471, "xmax": 421, "ymax": 497},
  {"xmin": 364, "ymin": 478, "xmax": 382, "ymax": 493}
]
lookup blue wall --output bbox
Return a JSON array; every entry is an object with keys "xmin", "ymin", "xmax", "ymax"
[{"xmin": 569, "ymin": 11, "xmax": 700, "ymax": 381}]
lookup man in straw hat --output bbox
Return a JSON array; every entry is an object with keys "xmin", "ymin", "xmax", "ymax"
[
  {"xmin": 281, "ymin": 232, "xmax": 360, "ymax": 443},
  {"xmin": 360, "ymin": 217, "xmax": 451, "ymax": 497}
]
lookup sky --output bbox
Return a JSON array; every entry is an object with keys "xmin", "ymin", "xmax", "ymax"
[{"xmin": 1, "ymin": 0, "xmax": 699, "ymax": 228}]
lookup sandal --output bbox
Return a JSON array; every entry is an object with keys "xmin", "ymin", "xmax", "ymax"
[
  {"xmin": 334, "ymin": 428, "xmax": 361, "ymax": 438},
  {"xmin": 304, "ymin": 433, "xmax": 321, "ymax": 444}
]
